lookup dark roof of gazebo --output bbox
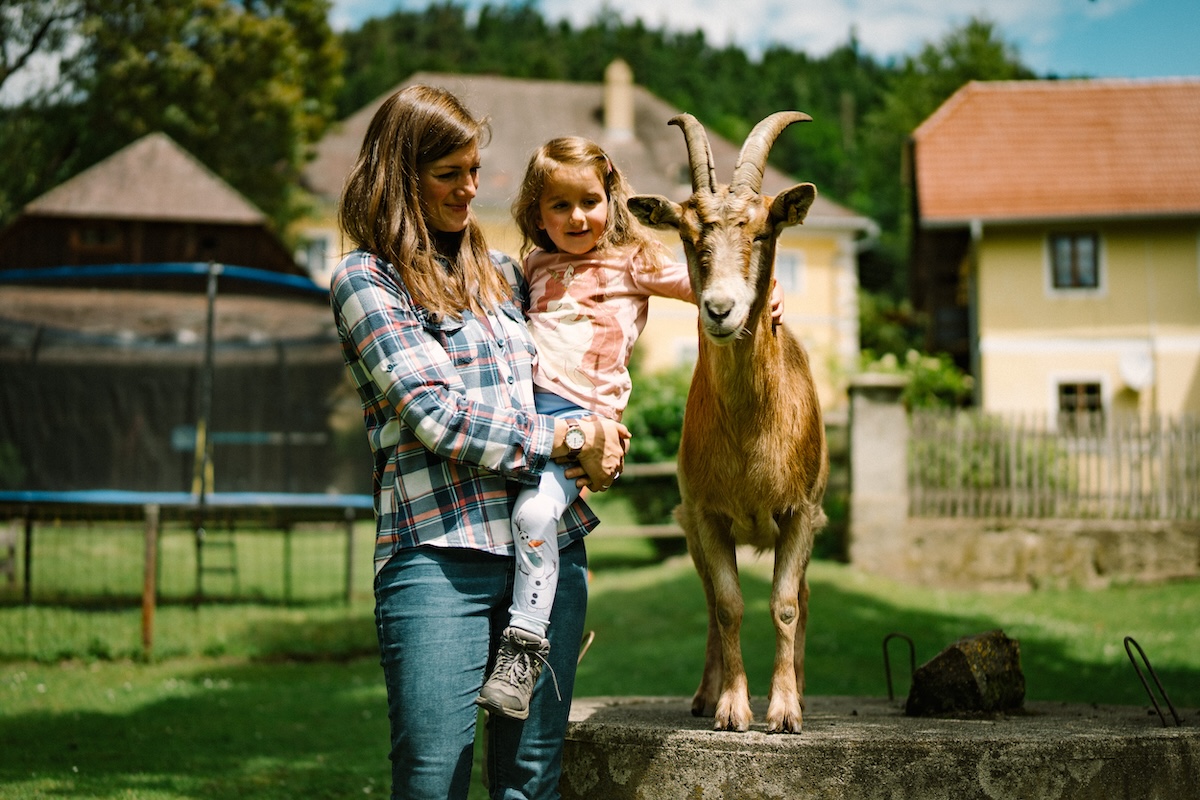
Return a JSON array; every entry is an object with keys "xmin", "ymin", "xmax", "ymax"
[{"xmin": 25, "ymin": 132, "xmax": 268, "ymax": 224}]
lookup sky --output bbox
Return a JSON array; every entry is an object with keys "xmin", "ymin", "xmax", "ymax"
[
  {"xmin": 328, "ymin": 0, "xmax": 1200, "ymax": 80},
  {"xmin": 3, "ymin": 0, "xmax": 1194, "ymax": 106}
]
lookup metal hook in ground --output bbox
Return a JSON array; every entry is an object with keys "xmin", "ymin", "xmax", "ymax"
[
  {"xmin": 883, "ymin": 632, "xmax": 916, "ymax": 703},
  {"xmin": 1124, "ymin": 635, "xmax": 1182, "ymax": 727}
]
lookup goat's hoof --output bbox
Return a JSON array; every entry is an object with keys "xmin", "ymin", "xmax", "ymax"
[
  {"xmin": 713, "ymin": 714, "xmax": 752, "ymax": 733},
  {"xmin": 714, "ymin": 696, "xmax": 753, "ymax": 732},
  {"xmin": 765, "ymin": 714, "xmax": 804, "ymax": 734},
  {"xmin": 691, "ymin": 693, "xmax": 716, "ymax": 718},
  {"xmin": 766, "ymin": 695, "xmax": 804, "ymax": 733}
]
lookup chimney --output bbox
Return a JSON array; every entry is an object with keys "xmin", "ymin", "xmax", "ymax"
[{"xmin": 604, "ymin": 59, "xmax": 634, "ymax": 141}]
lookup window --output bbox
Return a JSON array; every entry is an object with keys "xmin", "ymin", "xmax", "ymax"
[
  {"xmin": 774, "ymin": 250, "xmax": 805, "ymax": 294},
  {"xmin": 296, "ymin": 234, "xmax": 329, "ymax": 276},
  {"xmin": 1049, "ymin": 233, "xmax": 1099, "ymax": 289},
  {"xmin": 70, "ymin": 223, "xmax": 123, "ymax": 256},
  {"xmin": 1057, "ymin": 381, "xmax": 1103, "ymax": 432},
  {"xmin": 673, "ymin": 336, "xmax": 698, "ymax": 366},
  {"xmin": 1058, "ymin": 382, "xmax": 1101, "ymax": 414}
]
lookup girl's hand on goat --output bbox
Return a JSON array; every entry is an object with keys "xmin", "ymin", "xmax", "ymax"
[
  {"xmin": 770, "ymin": 278, "xmax": 784, "ymax": 326},
  {"xmin": 560, "ymin": 417, "xmax": 629, "ymax": 491}
]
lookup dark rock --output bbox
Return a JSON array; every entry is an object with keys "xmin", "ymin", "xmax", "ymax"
[{"xmin": 905, "ymin": 629, "xmax": 1025, "ymax": 716}]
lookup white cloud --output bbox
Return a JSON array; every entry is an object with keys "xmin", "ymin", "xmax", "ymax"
[
  {"xmin": 536, "ymin": 0, "xmax": 1069, "ymax": 60},
  {"xmin": 327, "ymin": 0, "xmax": 379, "ymax": 31},
  {"xmin": 327, "ymin": 0, "xmax": 1189, "ymax": 78}
]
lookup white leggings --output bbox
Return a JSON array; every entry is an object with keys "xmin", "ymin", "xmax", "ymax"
[{"xmin": 508, "ymin": 455, "xmax": 581, "ymax": 638}]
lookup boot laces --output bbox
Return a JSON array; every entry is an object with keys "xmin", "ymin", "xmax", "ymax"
[{"xmin": 496, "ymin": 631, "xmax": 560, "ymax": 702}]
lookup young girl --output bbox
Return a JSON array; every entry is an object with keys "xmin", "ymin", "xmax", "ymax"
[{"xmin": 475, "ymin": 137, "xmax": 782, "ymax": 718}]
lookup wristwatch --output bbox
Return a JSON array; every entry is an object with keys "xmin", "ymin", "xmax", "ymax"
[{"xmin": 564, "ymin": 421, "xmax": 586, "ymax": 460}]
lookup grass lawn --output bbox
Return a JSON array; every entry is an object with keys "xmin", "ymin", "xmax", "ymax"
[
  {"xmin": 2, "ymin": 526, "xmax": 1198, "ymax": 799},
  {"xmin": 1, "ymin": 658, "xmax": 388, "ymax": 799},
  {"xmin": 580, "ymin": 548, "xmax": 1200, "ymax": 708}
]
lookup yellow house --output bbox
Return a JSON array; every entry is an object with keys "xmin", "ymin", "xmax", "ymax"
[
  {"xmin": 300, "ymin": 62, "xmax": 877, "ymax": 413},
  {"xmin": 909, "ymin": 79, "xmax": 1200, "ymax": 420}
]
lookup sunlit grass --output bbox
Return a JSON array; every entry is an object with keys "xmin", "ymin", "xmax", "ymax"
[{"xmin": 580, "ymin": 546, "xmax": 1200, "ymax": 708}]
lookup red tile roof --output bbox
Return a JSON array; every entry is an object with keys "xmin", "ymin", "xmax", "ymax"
[{"xmin": 911, "ymin": 79, "xmax": 1200, "ymax": 225}]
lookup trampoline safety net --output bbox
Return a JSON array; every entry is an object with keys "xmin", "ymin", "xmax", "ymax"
[{"xmin": 0, "ymin": 264, "xmax": 369, "ymax": 495}]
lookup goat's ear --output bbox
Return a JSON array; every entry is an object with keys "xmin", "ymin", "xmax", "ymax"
[
  {"xmin": 628, "ymin": 195, "xmax": 683, "ymax": 230},
  {"xmin": 769, "ymin": 183, "xmax": 817, "ymax": 229}
]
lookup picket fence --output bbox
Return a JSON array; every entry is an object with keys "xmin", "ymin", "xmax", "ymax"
[{"xmin": 908, "ymin": 410, "xmax": 1200, "ymax": 520}]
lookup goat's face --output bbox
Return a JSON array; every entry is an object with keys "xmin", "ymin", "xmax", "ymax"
[
  {"xmin": 632, "ymin": 182, "xmax": 815, "ymax": 342},
  {"xmin": 629, "ymin": 112, "xmax": 816, "ymax": 344}
]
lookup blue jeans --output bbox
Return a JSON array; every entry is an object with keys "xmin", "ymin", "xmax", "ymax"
[{"xmin": 374, "ymin": 540, "xmax": 588, "ymax": 799}]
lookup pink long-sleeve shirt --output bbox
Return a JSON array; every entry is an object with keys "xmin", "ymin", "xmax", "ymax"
[{"xmin": 523, "ymin": 246, "xmax": 694, "ymax": 421}]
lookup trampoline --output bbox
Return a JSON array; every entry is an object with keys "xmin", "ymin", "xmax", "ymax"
[
  {"xmin": 1, "ymin": 261, "xmax": 351, "ymax": 494},
  {"xmin": 0, "ymin": 489, "xmax": 374, "ymax": 656},
  {"xmin": 0, "ymin": 489, "xmax": 374, "ymax": 599},
  {"xmin": 1, "ymin": 261, "xmax": 377, "ymax": 654},
  {"xmin": 0, "ymin": 489, "xmax": 373, "ymax": 522}
]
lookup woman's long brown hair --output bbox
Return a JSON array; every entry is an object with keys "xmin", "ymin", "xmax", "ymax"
[{"xmin": 338, "ymin": 85, "xmax": 510, "ymax": 318}]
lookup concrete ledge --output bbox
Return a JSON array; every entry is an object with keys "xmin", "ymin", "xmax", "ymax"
[{"xmin": 562, "ymin": 696, "xmax": 1200, "ymax": 799}]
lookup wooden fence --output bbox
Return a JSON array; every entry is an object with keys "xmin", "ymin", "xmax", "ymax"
[{"xmin": 909, "ymin": 410, "xmax": 1200, "ymax": 520}]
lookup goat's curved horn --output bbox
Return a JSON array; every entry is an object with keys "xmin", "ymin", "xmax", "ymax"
[
  {"xmin": 669, "ymin": 113, "xmax": 716, "ymax": 194},
  {"xmin": 732, "ymin": 111, "xmax": 812, "ymax": 193}
]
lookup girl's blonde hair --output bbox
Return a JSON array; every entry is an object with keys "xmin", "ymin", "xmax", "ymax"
[
  {"xmin": 512, "ymin": 137, "xmax": 668, "ymax": 266},
  {"xmin": 338, "ymin": 85, "xmax": 510, "ymax": 319}
]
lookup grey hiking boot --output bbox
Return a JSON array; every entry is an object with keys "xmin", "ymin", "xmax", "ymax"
[{"xmin": 475, "ymin": 627, "xmax": 553, "ymax": 720}]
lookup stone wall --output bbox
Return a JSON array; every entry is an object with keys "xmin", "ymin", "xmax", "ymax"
[{"xmin": 886, "ymin": 517, "xmax": 1200, "ymax": 591}]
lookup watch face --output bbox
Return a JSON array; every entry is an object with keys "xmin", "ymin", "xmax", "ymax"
[{"xmin": 566, "ymin": 426, "xmax": 585, "ymax": 451}]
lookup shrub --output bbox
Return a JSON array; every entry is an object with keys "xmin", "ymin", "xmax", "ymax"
[
  {"xmin": 619, "ymin": 362, "xmax": 692, "ymax": 527},
  {"xmin": 861, "ymin": 349, "xmax": 973, "ymax": 409}
]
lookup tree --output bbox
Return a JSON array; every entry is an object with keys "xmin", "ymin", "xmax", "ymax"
[
  {"xmin": 0, "ymin": 1, "xmax": 87, "ymax": 222},
  {"xmin": 337, "ymin": 3, "xmax": 476, "ymax": 116},
  {"xmin": 0, "ymin": 0, "xmax": 82, "ymax": 98},
  {"xmin": 0, "ymin": 0, "xmax": 344, "ymax": 235},
  {"xmin": 859, "ymin": 16, "xmax": 1034, "ymax": 296},
  {"xmin": 618, "ymin": 359, "xmax": 690, "ymax": 546}
]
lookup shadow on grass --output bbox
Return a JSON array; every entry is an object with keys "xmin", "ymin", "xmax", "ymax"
[
  {"xmin": 0, "ymin": 659, "xmax": 391, "ymax": 799},
  {"xmin": 239, "ymin": 612, "xmax": 379, "ymax": 662}
]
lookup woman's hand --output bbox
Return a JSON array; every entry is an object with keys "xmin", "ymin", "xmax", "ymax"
[{"xmin": 555, "ymin": 417, "xmax": 629, "ymax": 491}]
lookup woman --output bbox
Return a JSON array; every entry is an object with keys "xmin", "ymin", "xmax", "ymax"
[{"xmin": 330, "ymin": 85, "xmax": 628, "ymax": 800}]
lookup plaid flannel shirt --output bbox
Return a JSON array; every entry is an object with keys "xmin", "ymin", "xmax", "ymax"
[{"xmin": 330, "ymin": 249, "xmax": 598, "ymax": 574}]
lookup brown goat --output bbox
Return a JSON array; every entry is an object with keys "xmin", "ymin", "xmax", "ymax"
[{"xmin": 629, "ymin": 112, "xmax": 828, "ymax": 733}]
